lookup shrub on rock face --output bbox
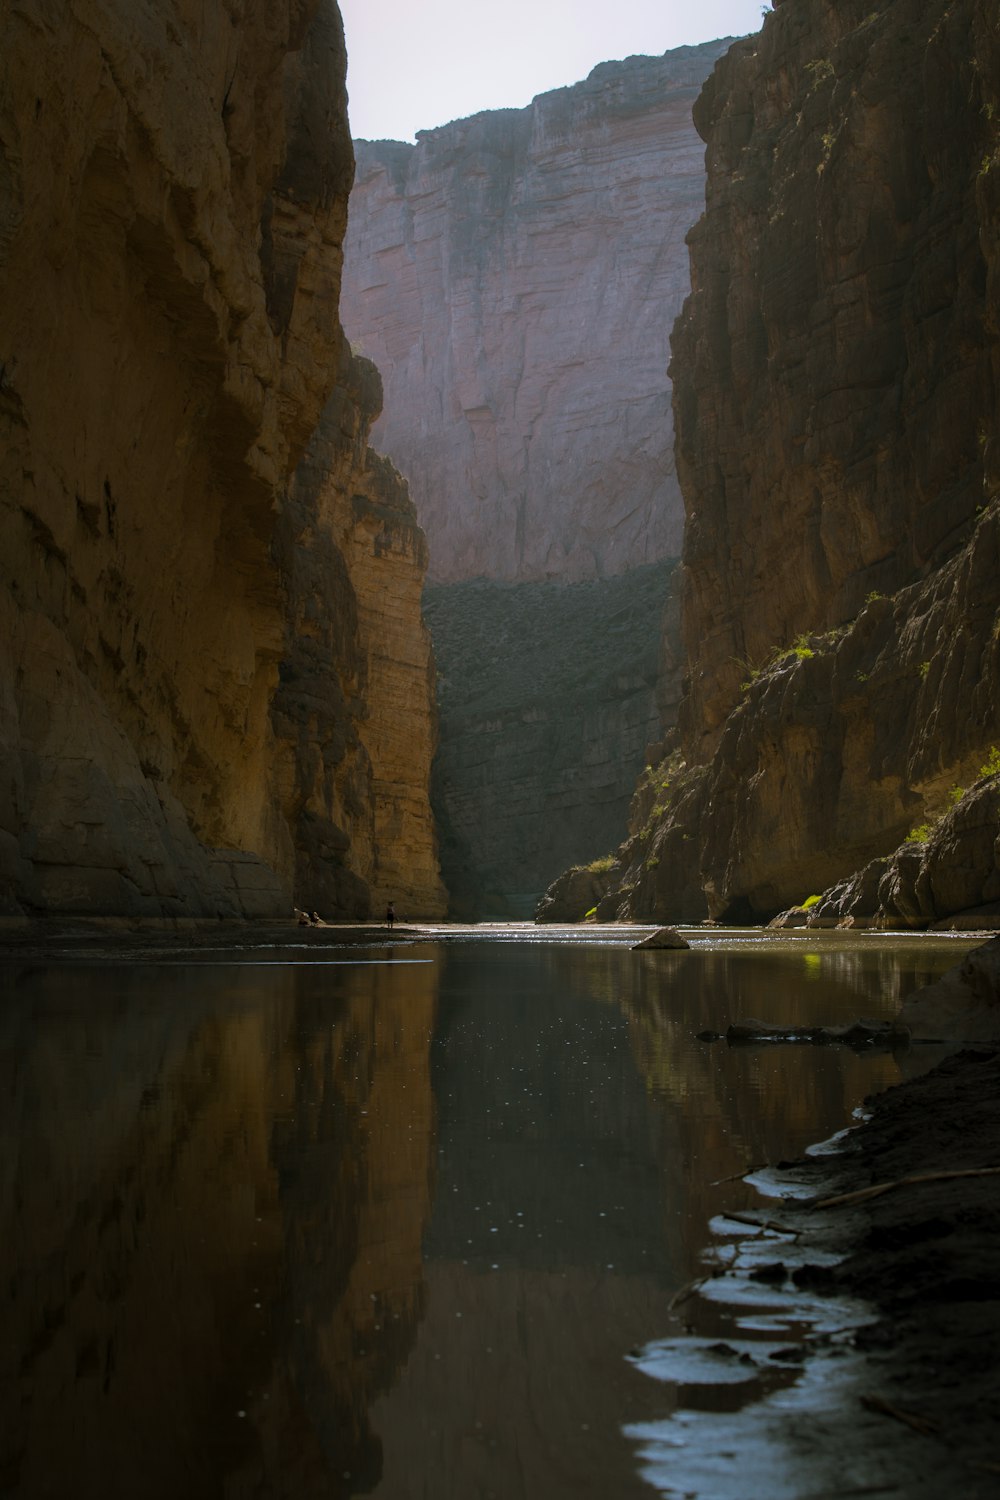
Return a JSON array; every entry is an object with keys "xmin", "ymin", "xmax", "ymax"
[
  {"xmin": 774, "ymin": 777, "xmax": 1000, "ymax": 932},
  {"xmin": 535, "ymin": 863, "xmax": 617, "ymax": 923}
]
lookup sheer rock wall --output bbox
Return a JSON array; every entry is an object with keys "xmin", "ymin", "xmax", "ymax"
[
  {"xmin": 0, "ymin": 0, "xmax": 444, "ymax": 919},
  {"xmin": 425, "ymin": 565, "xmax": 673, "ymax": 918},
  {"xmin": 589, "ymin": 0, "xmax": 1000, "ymax": 925},
  {"xmin": 341, "ymin": 41, "xmax": 732, "ymax": 585}
]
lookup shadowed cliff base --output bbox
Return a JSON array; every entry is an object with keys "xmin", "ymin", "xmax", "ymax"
[{"xmin": 424, "ymin": 563, "xmax": 681, "ymax": 919}]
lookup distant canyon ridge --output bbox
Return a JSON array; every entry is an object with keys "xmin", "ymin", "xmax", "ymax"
[
  {"xmin": 341, "ymin": 40, "xmax": 732, "ymax": 586},
  {"xmin": 341, "ymin": 42, "xmax": 730, "ymax": 910}
]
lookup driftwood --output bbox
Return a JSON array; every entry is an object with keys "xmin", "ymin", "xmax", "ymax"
[
  {"xmin": 711, "ymin": 1164, "xmax": 768, "ymax": 1185},
  {"xmin": 860, "ymin": 1394, "xmax": 941, "ymax": 1437},
  {"xmin": 726, "ymin": 1017, "xmax": 910, "ymax": 1048},
  {"xmin": 814, "ymin": 1165, "xmax": 1000, "ymax": 1211},
  {"xmin": 668, "ymin": 1275, "xmax": 708, "ymax": 1311}
]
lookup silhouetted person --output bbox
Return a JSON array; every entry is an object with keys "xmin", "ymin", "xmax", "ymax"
[{"xmin": 385, "ymin": 901, "xmax": 395, "ymax": 931}]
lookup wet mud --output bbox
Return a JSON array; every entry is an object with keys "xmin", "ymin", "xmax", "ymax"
[{"xmin": 631, "ymin": 1048, "xmax": 1000, "ymax": 1497}]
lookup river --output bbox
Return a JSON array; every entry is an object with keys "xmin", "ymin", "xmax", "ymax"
[{"xmin": 0, "ymin": 929, "xmax": 976, "ymax": 1498}]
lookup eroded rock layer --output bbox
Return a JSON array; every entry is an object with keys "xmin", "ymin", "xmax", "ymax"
[
  {"xmin": 0, "ymin": 0, "xmax": 444, "ymax": 919},
  {"xmin": 585, "ymin": 0, "xmax": 1000, "ymax": 926},
  {"xmin": 341, "ymin": 41, "xmax": 732, "ymax": 585}
]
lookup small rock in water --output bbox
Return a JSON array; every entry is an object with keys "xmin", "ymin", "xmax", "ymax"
[{"xmin": 633, "ymin": 927, "xmax": 691, "ymax": 951}]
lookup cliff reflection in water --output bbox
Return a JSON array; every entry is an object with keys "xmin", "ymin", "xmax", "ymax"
[
  {"xmin": 547, "ymin": 934, "xmax": 964, "ymax": 1274},
  {"xmin": 1, "ymin": 935, "xmax": 971, "ymax": 1500},
  {"xmin": 1, "ymin": 955, "xmax": 439, "ymax": 1500}
]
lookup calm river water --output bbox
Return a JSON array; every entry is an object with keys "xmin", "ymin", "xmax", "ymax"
[{"xmin": 0, "ymin": 930, "xmax": 975, "ymax": 1499}]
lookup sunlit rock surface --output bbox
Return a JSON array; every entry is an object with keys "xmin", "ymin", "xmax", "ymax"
[
  {"xmin": 0, "ymin": 0, "xmax": 443, "ymax": 919},
  {"xmin": 590, "ymin": 0, "xmax": 1000, "ymax": 925},
  {"xmin": 341, "ymin": 41, "xmax": 731, "ymax": 585},
  {"xmin": 274, "ymin": 352, "xmax": 446, "ymax": 918}
]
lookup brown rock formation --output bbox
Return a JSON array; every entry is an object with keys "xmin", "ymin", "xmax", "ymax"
[
  {"xmin": 585, "ymin": 0, "xmax": 1000, "ymax": 925},
  {"xmin": 0, "ymin": 0, "xmax": 444, "ymax": 919},
  {"xmin": 769, "ymin": 769, "xmax": 1000, "ymax": 932},
  {"xmin": 273, "ymin": 351, "xmax": 446, "ymax": 917},
  {"xmin": 341, "ymin": 41, "xmax": 732, "ymax": 585},
  {"xmin": 900, "ymin": 934, "xmax": 1000, "ymax": 1040}
]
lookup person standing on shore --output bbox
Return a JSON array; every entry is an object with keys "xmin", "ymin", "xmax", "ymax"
[{"xmin": 385, "ymin": 901, "xmax": 395, "ymax": 931}]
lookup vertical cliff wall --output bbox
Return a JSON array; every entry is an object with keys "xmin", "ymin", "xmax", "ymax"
[
  {"xmin": 425, "ymin": 565, "xmax": 674, "ymax": 917},
  {"xmin": 0, "ymin": 0, "xmax": 444, "ymax": 920},
  {"xmin": 341, "ymin": 40, "xmax": 732, "ymax": 585},
  {"xmin": 589, "ymin": 0, "xmax": 1000, "ymax": 926},
  {"xmin": 341, "ymin": 43, "xmax": 726, "ymax": 913}
]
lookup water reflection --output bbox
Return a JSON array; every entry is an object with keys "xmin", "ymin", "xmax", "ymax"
[
  {"xmin": 1, "ymin": 956, "xmax": 438, "ymax": 1500},
  {"xmin": 0, "ymin": 934, "xmax": 975, "ymax": 1498}
]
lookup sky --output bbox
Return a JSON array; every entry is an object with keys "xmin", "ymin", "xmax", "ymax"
[{"xmin": 339, "ymin": 0, "xmax": 770, "ymax": 143}]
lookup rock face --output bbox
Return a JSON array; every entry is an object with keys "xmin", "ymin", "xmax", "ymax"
[
  {"xmin": 587, "ymin": 0, "xmax": 1000, "ymax": 925},
  {"xmin": 424, "ymin": 565, "xmax": 672, "ymax": 917},
  {"xmin": 0, "ymin": 0, "xmax": 444, "ymax": 919},
  {"xmin": 273, "ymin": 352, "xmax": 445, "ymax": 918},
  {"xmin": 341, "ymin": 41, "xmax": 732, "ymax": 585},
  {"xmin": 900, "ymin": 934, "xmax": 1000, "ymax": 1040}
]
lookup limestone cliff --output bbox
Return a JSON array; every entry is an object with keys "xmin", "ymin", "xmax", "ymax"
[
  {"xmin": 560, "ymin": 0, "xmax": 1000, "ymax": 927},
  {"xmin": 0, "ymin": 0, "xmax": 444, "ymax": 919},
  {"xmin": 341, "ymin": 41, "xmax": 732, "ymax": 585},
  {"xmin": 273, "ymin": 351, "xmax": 445, "ymax": 918}
]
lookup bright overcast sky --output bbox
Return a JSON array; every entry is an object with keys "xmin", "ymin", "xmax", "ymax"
[{"xmin": 340, "ymin": 0, "xmax": 769, "ymax": 142}]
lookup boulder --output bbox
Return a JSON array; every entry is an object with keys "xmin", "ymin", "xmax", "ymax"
[
  {"xmin": 899, "ymin": 936, "xmax": 1000, "ymax": 1042},
  {"xmin": 632, "ymin": 927, "xmax": 691, "ymax": 951}
]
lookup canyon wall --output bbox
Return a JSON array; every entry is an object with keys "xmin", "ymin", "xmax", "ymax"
[
  {"xmin": 425, "ymin": 565, "xmax": 674, "ymax": 917},
  {"xmin": 0, "ymin": 0, "xmax": 444, "ymax": 920},
  {"xmin": 575, "ymin": 0, "xmax": 1000, "ymax": 927},
  {"xmin": 341, "ymin": 40, "xmax": 732, "ymax": 585},
  {"xmin": 341, "ymin": 44, "xmax": 724, "ymax": 912}
]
